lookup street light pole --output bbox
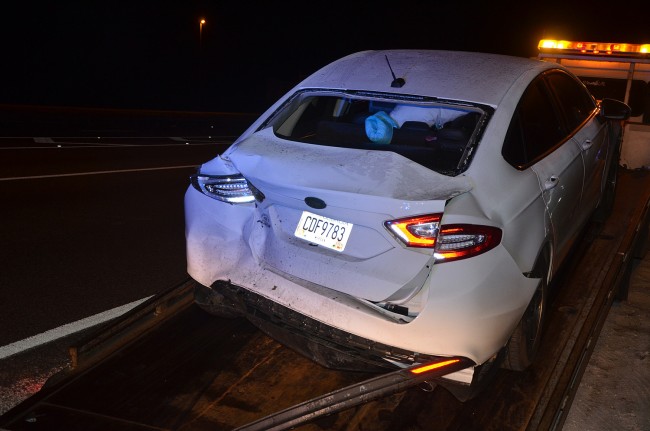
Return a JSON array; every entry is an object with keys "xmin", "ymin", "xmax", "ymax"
[
  {"xmin": 199, "ymin": 19, "xmax": 206, "ymax": 48},
  {"xmin": 197, "ymin": 18, "xmax": 207, "ymax": 109}
]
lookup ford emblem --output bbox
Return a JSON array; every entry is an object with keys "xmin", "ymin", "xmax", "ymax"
[{"xmin": 305, "ymin": 197, "xmax": 326, "ymax": 209}]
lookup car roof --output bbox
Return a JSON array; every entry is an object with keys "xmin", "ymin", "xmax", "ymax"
[{"xmin": 297, "ymin": 50, "xmax": 558, "ymax": 107}]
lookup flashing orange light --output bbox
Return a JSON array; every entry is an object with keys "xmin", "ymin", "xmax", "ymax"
[
  {"xmin": 410, "ymin": 358, "xmax": 461, "ymax": 375},
  {"xmin": 538, "ymin": 39, "xmax": 650, "ymax": 57}
]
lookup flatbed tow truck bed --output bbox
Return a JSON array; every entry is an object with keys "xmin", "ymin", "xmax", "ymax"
[{"xmin": 2, "ymin": 169, "xmax": 649, "ymax": 431}]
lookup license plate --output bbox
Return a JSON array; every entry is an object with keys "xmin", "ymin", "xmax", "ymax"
[{"xmin": 294, "ymin": 211, "xmax": 353, "ymax": 252}]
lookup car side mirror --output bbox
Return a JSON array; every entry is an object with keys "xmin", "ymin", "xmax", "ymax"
[{"xmin": 600, "ymin": 98, "xmax": 631, "ymax": 121}]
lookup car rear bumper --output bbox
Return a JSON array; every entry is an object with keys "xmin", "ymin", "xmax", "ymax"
[
  {"xmin": 186, "ymin": 185, "xmax": 540, "ymax": 372},
  {"xmin": 196, "ymin": 280, "xmax": 477, "ymax": 384}
]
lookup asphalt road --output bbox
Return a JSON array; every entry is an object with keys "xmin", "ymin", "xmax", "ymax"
[
  {"xmin": 0, "ymin": 108, "xmax": 254, "ymax": 413},
  {"xmin": 0, "ymin": 106, "xmax": 259, "ymax": 348},
  {"xmin": 0, "ymin": 138, "xmax": 237, "ymax": 347}
]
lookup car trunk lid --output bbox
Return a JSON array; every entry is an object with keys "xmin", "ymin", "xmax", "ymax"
[{"xmin": 227, "ymin": 129, "xmax": 472, "ymax": 302}]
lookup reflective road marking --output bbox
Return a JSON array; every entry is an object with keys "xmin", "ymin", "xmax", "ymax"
[
  {"xmin": 0, "ymin": 296, "xmax": 153, "ymax": 360},
  {"xmin": 0, "ymin": 165, "xmax": 198, "ymax": 181}
]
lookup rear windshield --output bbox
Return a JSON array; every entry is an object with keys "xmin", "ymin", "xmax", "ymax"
[{"xmin": 266, "ymin": 92, "xmax": 486, "ymax": 176}]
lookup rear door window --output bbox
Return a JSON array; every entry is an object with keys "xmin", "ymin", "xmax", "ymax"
[
  {"xmin": 502, "ymin": 77, "xmax": 567, "ymax": 169},
  {"xmin": 545, "ymin": 71, "xmax": 597, "ymax": 131}
]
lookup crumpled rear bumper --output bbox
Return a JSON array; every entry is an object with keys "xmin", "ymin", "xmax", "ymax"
[
  {"xmin": 186, "ymin": 184, "xmax": 539, "ymax": 377},
  {"xmin": 196, "ymin": 280, "xmax": 476, "ymax": 383}
]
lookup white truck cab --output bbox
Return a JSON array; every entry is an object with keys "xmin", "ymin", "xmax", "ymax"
[{"xmin": 538, "ymin": 40, "xmax": 650, "ymax": 169}]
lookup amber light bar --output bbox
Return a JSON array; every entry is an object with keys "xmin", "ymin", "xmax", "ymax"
[
  {"xmin": 538, "ymin": 39, "xmax": 650, "ymax": 56},
  {"xmin": 410, "ymin": 358, "xmax": 461, "ymax": 374}
]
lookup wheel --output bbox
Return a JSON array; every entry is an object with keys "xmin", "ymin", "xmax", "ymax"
[{"xmin": 503, "ymin": 271, "xmax": 547, "ymax": 371}]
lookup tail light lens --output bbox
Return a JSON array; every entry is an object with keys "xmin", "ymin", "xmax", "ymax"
[
  {"xmin": 435, "ymin": 224, "xmax": 502, "ymax": 262},
  {"xmin": 385, "ymin": 215, "xmax": 502, "ymax": 263},
  {"xmin": 385, "ymin": 214, "xmax": 442, "ymax": 248},
  {"xmin": 190, "ymin": 174, "xmax": 263, "ymax": 204}
]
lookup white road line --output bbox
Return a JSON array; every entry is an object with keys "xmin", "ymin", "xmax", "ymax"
[
  {"xmin": 0, "ymin": 165, "xmax": 199, "ymax": 181},
  {"xmin": 0, "ymin": 144, "xmax": 218, "ymax": 149},
  {"xmin": 0, "ymin": 296, "xmax": 153, "ymax": 360}
]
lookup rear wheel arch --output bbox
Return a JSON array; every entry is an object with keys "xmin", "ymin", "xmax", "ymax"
[
  {"xmin": 593, "ymin": 123, "xmax": 622, "ymax": 223},
  {"xmin": 502, "ymin": 241, "xmax": 551, "ymax": 371},
  {"xmin": 528, "ymin": 241, "xmax": 553, "ymax": 282}
]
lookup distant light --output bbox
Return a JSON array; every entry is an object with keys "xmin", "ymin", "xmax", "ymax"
[{"xmin": 200, "ymin": 19, "xmax": 206, "ymax": 24}]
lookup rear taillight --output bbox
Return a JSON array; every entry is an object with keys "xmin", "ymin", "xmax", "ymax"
[
  {"xmin": 434, "ymin": 224, "xmax": 502, "ymax": 262},
  {"xmin": 385, "ymin": 215, "xmax": 502, "ymax": 263},
  {"xmin": 190, "ymin": 173, "xmax": 264, "ymax": 204},
  {"xmin": 385, "ymin": 214, "xmax": 442, "ymax": 248}
]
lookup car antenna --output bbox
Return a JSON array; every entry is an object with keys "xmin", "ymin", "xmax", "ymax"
[{"xmin": 385, "ymin": 55, "xmax": 405, "ymax": 88}]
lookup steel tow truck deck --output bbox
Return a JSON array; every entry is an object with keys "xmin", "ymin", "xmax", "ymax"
[{"xmin": 1, "ymin": 167, "xmax": 649, "ymax": 431}]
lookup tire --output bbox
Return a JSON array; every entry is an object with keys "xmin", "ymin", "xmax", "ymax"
[{"xmin": 503, "ymin": 269, "xmax": 547, "ymax": 371}]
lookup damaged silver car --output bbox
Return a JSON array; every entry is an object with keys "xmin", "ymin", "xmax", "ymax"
[{"xmin": 185, "ymin": 50, "xmax": 630, "ymax": 398}]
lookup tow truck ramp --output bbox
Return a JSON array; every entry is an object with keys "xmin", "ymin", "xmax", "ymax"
[{"xmin": 1, "ymin": 169, "xmax": 649, "ymax": 431}]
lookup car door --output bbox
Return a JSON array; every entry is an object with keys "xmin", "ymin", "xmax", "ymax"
[
  {"xmin": 544, "ymin": 71, "xmax": 607, "ymax": 223},
  {"xmin": 502, "ymin": 73, "xmax": 584, "ymax": 268}
]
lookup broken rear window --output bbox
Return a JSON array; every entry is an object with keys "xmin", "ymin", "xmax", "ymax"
[{"xmin": 266, "ymin": 92, "xmax": 486, "ymax": 175}]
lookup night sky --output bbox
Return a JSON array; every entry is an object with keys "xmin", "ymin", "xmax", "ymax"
[{"xmin": 2, "ymin": 1, "xmax": 648, "ymax": 113}]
